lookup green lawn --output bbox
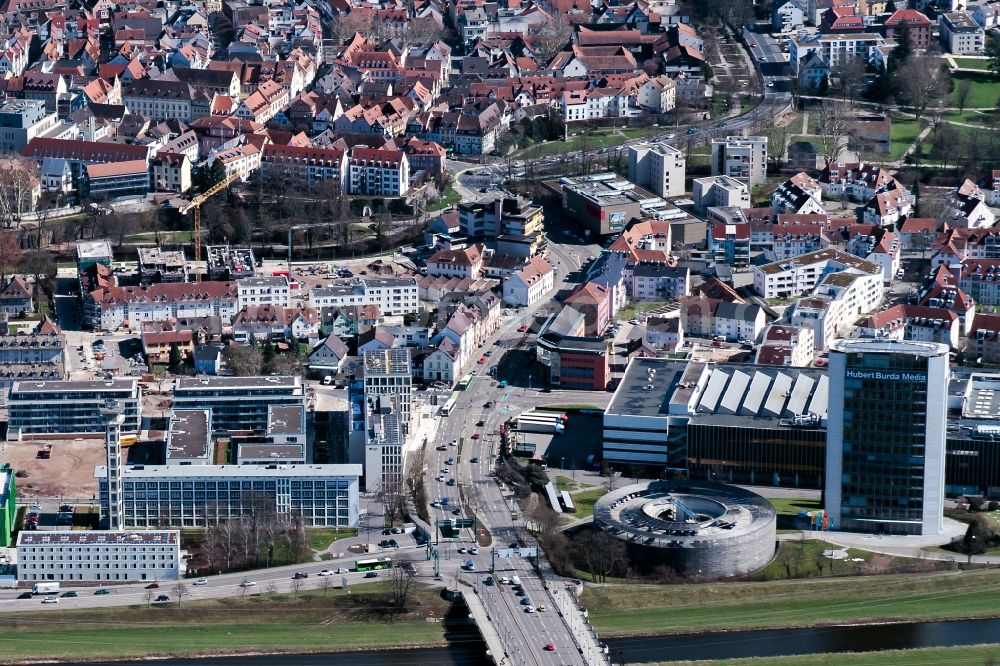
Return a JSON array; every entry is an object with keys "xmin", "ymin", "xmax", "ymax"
[
  {"xmin": 0, "ymin": 586, "xmax": 451, "ymax": 662},
  {"xmin": 940, "ymin": 109, "xmax": 991, "ymax": 125},
  {"xmin": 517, "ymin": 125, "xmax": 663, "ymax": 160},
  {"xmin": 948, "ymin": 74, "xmax": 1000, "ymax": 108},
  {"xmin": 663, "ymin": 644, "xmax": 1000, "ymax": 666},
  {"xmin": 571, "ymin": 488, "xmax": 608, "ymax": 519},
  {"xmin": 952, "ymin": 57, "xmax": 993, "ymax": 71},
  {"xmin": 889, "ymin": 116, "xmax": 927, "ymax": 161},
  {"xmin": 308, "ymin": 528, "xmax": 358, "ymax": 552},
  {"xmin": 617, "ymin": 300, "xmax": 668, "ymax": 321},
  {"xmin": 767, "ymin": 497, "xmax": 823, "ymax": 529},
  {"xmin": 581, "ymin": 568, "xmax": 1000, "ymax": 637},
  {"xmin": 125, "ymin": 230, "xmax": 193, "ymax": 243},
  {"xmin": 429, "ymin": 184, "xmax": 460, "ymax": 210}
]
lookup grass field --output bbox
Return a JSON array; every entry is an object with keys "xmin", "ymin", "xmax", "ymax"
[
  {"xmin": 582, "ymin": 568, "xmax": 1000, "ymax": 637},
  {"xmin": 0, "ymin": 585, "xmax": 452, "ymax": 662},
  {"xmin": 429, "ymin": 184, "xmax": 460, "ymax": 210},
  {"xmin": 889, "ymin": 116, "xmax": 927, "ymax": 161},
  {"xmin": 571, "ymin": 488, "xmax": 608, "ymax": 519},
  {"xmin": 516, "ymin": 125, "xmax": 665, "ymax": 159},
  {"xmin": 308, "ymin": 528, "xmax": 358, "ymax": 552},
  {"xmin": 767, "ymin": 497, "xmax": 823, "ymax": 529},
  {"xmin": 948, "ymin": 74, "xmax": 1000, "ymax": 109},
  {"xmin": 662, "ymin": 644, "xmax": 1000, "ymax": 666},
  {"xmin": 125, "ymin": 230, "xmax": 193, "ymax": 244},
  {"xmin": 952, "ymin": 58, "xmax": 993, "ymax": 71}
]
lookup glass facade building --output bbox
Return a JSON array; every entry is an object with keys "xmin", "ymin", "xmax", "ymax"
[{"xmin": 826, "ymin": 340, "xmax": 948, "ymax": 536}]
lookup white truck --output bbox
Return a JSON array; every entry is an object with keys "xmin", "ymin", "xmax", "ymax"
[
  {"xmin": 32, "ymin": 582, "xmax": 60, "ymax": 595},
  {"xmin": 514, "ymin": 417, "xmax": 564, "ymax": 435}
]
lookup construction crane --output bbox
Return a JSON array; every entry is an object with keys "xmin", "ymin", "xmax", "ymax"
[{"xmin": 178, "ymin": 173, "xmax": 239, "ymax": 282}]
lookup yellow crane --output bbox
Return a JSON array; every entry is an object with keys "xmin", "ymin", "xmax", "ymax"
[{"xmin": 178, "ymin": 174, "xmax": 239, "ymax": 282}]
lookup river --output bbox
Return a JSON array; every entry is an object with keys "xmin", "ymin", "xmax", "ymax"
[{"xmin": 43, "ymin": 617, "xmax": 1000, "ymax": 665}]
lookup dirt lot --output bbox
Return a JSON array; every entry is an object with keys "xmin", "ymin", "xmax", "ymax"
[{"xmin": 2, "ymin": 439, "xmax": 105, "ymax": 499}]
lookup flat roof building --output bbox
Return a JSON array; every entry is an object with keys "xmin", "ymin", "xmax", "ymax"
[
  {"xmin": 95, "ymin": 464, "xmax": 361, "ymax": 529},
  {"xmin": 8, "ymin": 378, "xmax": 141, "ymax": 439},
  {"xmin": 559, "ymin": 173, "xmax": 671, "ymax": 237},
  {"xmin": 172, "ymin": 375, "xmax": 306, "ymax": 434},
  {"xmin": 18, "ymin": 530, "xmax": 181, "ymax": 583},
  {"xmin": 165, "ymin": 410, "xmax": 212, "ymax": 465}
]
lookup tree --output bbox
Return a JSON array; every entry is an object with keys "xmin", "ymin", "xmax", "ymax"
[
  {"xmin": 955, "ymin": 79, "xmax": 973, "ymax": 113},
  {"xmin": 172, "ymin": 582, "xmax": 188, "ymax": 606},
  {"xmin": 573, "ymin": 529, "xmax": 626, "ymax": 583},
  {"xmin": 764, "ymin": 124, "xmax": 792, "ymax": 172},
  {"xmin": 893, "ymin": 54, "xmax": 950, "ymax": 120},
  {"xmin": 145, "ymin": 589, "xmax": 155, "ymax": 607},
  {"xmin": 986, "ymin": 35, "xmax": 1000, "ymax": 76},
  {"xmin": 388, "ymin": 562, "xmax": 415, "ymax": 610},
  {"xmin": 532, "ymin": 14, "xmax": 573, "ymax": 66},
  {"xmin": 168, "ymin": 342, "xmax": 183, "ymax": 374},
  {"xmin": 0, "ymin": 231, "xmax": 22, "ymax": 284},
  {"xmin": 223, "ymin": 343, "xmax": 262, "ymax": 376},
  {"xmin": 0, "ymin": 154, "xmax": 40, "ymax": 228},
  {"xmin": 319, "ymin": 573, "xmax": 334, "ymax": 595},
  {"xmin": 814, "ymin": 100, "xmax": 851, "ymax": 168},
  {"xmin": 963, "ymin": 515, "xmax": 990, "ymax": 562},
  {"xmin": 929, "ymin": 123, "xmax": 960, "ymax": 170},
  {"xmin": 201, "ymin": 160, "xmax": 227, "ymax": 193}
]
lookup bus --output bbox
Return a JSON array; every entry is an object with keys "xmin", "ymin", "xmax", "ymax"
[
  {"xmin": 355, "ymin": 557, "xmax": 392, "ymax": 572},
  {"xmin": 441, "ymin": 393, "xmax": 458, "ymax": 416},
  {"xmin": 457, "ymin": 373, "xmax": 474, "ymax": 390}
]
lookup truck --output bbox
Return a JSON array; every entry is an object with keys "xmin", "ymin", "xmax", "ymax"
[
  {"xmin": 32, "ymin": 582, "xmax": 60, "ymax": 595},
  {"xmin": 36, "ymin": 444, "xmax": 52, "ymax": 459},
  {"xmin": 514, "ymin": 416, "xmax": 564, "ymax": 435}
]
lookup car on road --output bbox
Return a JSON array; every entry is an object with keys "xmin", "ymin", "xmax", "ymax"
[
  {"xmin": 471, "ymin": 433, "xmax": 480, "ymax": 440},
  {"xmin": 94, "ymin": 588, "xmax": 111, "ymax": 595},
  {"xmin": 17, "ymin": 592, "xmax": 32, "ymax": 599},
  {"xmin": 431, "ymin": 501, "xmax": 441, "ymax": 508},
  {"xmin": 318, "ymin": 569, "xmax": 334, "ymax": 576},
  {"xmin": 524, "ymin": 605, "xmax": 536, "ymax": 613},
  {"xmin": 470, "ymin": 547, "xmax": 479, "ymax": 555},
  {"xmin": 457, "ymin": 547, "xmax": 467, "ymax": 554},
  {"xmin": 511, "ymin": 576, "xmax": 521, "ymax": 585},
  {"xmin": 484, "ymin": 401, "xmax": 493, "ymax": 408},
  {"xmin": 62, "ymin": 591, "xmax": 78, "ymax": 598},
  {"xmin": 155, "ymin": 595, "xmax": 170, "ymax": 602},
  {"xmin": 447, "ymin": 478, "xmax": 456, "ymax": 486},
  {"xmin": 544, "ymin": 643, "xmax": 556, "ymax": 651},
  {"xmin": 42, "ymin": 596, "xmax": 58, "ymax": 604},
  {"xmin": 687, "ymin": 127, "xmax": 697, "ymax": 134},
  {"xmin": 445, "ymin": 458, "xmax": 454, "ymax": 465},
  {"xmin": 517, "ymin": 324, "xmax": 528, "ymax": 332},
  {"xmin": 145, "ymin": 583, "xmax": 159, "ymax": 589},
  {"xmin": 293, "ymin": 572, "xmax": 309, "ymax": 579},
  {"xmin": 449, "ymin": 439, "xmax": 458, "ymax": 447},
  {"xmin": 476, "ymin": 420, "xmax": 485, "ymax": 427},
  {"xmin": 499, "ymin": 576, "xmax": 510, "ymax": 585},
  {"xmin": 436, "ymin": 445, "xmax": 447, "ymax": 451},
  {"xmin": 538, "ymin": 604, "xmax": 547, "ymax": 612},
  {"xmin": 520, "ymin": 597, "xmax": 532, "ymax": 605},
  {"xmin": 193, "ymin": 578, "xmax": 208, "ymax": 586},
  {"xmin": 469, "ymin": 457, "xmax": 479, "ymax": 464},
  {"xmin": 477, "ymin": 357, "xmax": 486, "ymax": 364},
  {"xmin": 364, "ymin": 572, "xmax": 379, "ymax": 579},
  {"xmin": 336, "ymin": 568, "xmax": 350, "ymax": 574},
  {"xmin": 484, "ymin": 576, "xmax": 494, "ymax": 586},
  {"xmin": 452, "ymin": 508, "xmax": 462, "ymax": 515},
  {"xmin": 239, "ymin": 580, "xmax": 256, "ymax": 587}
]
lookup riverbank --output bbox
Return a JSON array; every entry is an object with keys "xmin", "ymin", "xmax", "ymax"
[
  {"xmin": 657, "ymin": 643, "xmax": 1000, "ymax": 666},
  {"xmin": 582, "ymin": 568, "xmax": 1000, "ymax": 637},
  {"xmin": 0, "ymin": 585, "xmax": 457, "ymax": 664}
]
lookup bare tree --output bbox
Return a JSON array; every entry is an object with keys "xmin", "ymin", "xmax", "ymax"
[
  {"xmin": 573, "ymin": 529, "xmax": 626, "ymax": 583},
  {"xmin": 0, "ymin": 231, "xmax": 22, "ymax": 284},
  {"xmin": 173, "ymin": 582, "xmax": 188, "ymax": 606},
  {"xmin": 145, "ymin": 589, "xmax": 155, "ymax": 607},
  {"xmin": 265, "ymin": 580, "xmax": 278, "ymax": 598},
  {"xmin": 291, "ymin": 576, "xmax": 304, "ymax": 596},
  {"xmin": 893, "ymin": 54, "xmax": 951, "ymax": 120},
  {"xmin": 814, "ymin": 100, "xmax": 851, "ymax": 168},
  {"xmin": 764, "ymin": 123, "xmax": 793, "ymax": 173},
  {"xmin": 388, "ymin": 563, "xmax": 415, "ymax": 610},
  {"xmin": 0, "ymin": 154, "xmax": 39, "ymax": 229},
  {"xmin": 319, "ymin": 574, "xmax": 334, "ymax": 595},
  {"xmin": 955, "ymin": 79, "xmax": 973, "ymax": 114},
  {"xmin": 223, "ymin": 343, "xmax": 263, "ymax": 376},
  {"xmin": 383, "ymin": 480, "xmax": 406, "ymax": 528},
  {"xmin": 533, "ymin": 15, "xmax": 573, "ymax": 66}
]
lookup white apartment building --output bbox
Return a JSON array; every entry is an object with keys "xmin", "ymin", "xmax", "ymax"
[
  {"xmin": 691, "ymin": 175, "xmax": 750, "ymax": 211},
  {"xmin": 310, "ymin": 277, "xmax": 420, "ymax": 316},
  {"xmin": 627, "ymin": 142, "xmax": 686, "ymax": 197},
  {"xmin": 347, "ymin": 148, "xmax": 409, "ymax": 196},
  {"xmin": 940, "ymin": 11, "xmax": 985, "ymax": 54},
  {"xmin": 363, "ymin": 348, "xmax": 412, "ymax": 432},
  {"xmin": 17, "ymin": 531, "xmax": 181, "ymax": 583},
  {"xmin": 789, "ymin": 33, "xmax": 885, "ymax": 73},
  {"xmin": 754, "ymin": 248, "xmax": 883, "ymax": 300},
  {"xmin": 710, "ymin": 136, "xmax": 768, "ymax": 187},
  {"xmin": 503, "ymin": 256, "xmax": 554, "ymax": 306},
  {"xmin": 237, "ymin": 276, "xmax": 291, "ymax": 309}
]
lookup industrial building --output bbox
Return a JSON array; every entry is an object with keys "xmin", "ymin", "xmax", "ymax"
[
  {"xmin": 826, "ymin": 339, "xmax": 948, "ymax": 535},
  {"xmin": 17, "ymin": 531, "xmax": 181, "ymax": 583},
  {"xmin": 593, "ymin": 480, "xmax": 776, "ymax": 578},
  {"xmin": 7, "ymin": 378, "xmax": 141, "ymax": 440}
]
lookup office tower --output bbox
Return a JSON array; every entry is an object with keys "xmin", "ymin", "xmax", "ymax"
[{"xmin": 826, "ymin": 339, "xmax": 949, "ymax": 535}]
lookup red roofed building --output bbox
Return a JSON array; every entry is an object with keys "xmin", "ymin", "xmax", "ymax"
[
  {"xmin": 564, "ymin": 282, "xmax": 611, "ymax": 335},
  {"xmin": 884, "ymin": 9, "xmax": 933, "ymax": 49},
  {"xmin": 142, "ymin": 330, "xmax": 194, "ymax": 364},
  {"xmin": 969, "ymin": 313, "xmax": 1000, "ymax": 363},
  {"xmin": 709, "ymin": 222, "xmax": 751, "ymax": 267},
  {"xmin": 426, "ymin": 244, "xmax": 484, "ymax": 279},
  {"xmin": 855, "ymin": 303, "xmax": 959, "ymax": 348},
  {"xmin": 754, "ymin": 324, "xmax": 815, "ymax": 367},
  {"xmin": 921, "ymin": 264, "xmax": 976, "ymax": 334},
  {"xmin": 84, "ymin": 281, "xmax": 239, "ymax": 331},
  {"xmin": 82, "ymin": 158, "xmax": 149, "ymax": 199},
  {"xmin": 261, "ymin": 144, "xmax": 346, "ymax": 192},
  {"xmin": 821, "ymin": 6, "xmax": 864, "ymax": 33},
  {"xmin": 347, "ymin": 146, "xmax": 409, "ymax": 196}
]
